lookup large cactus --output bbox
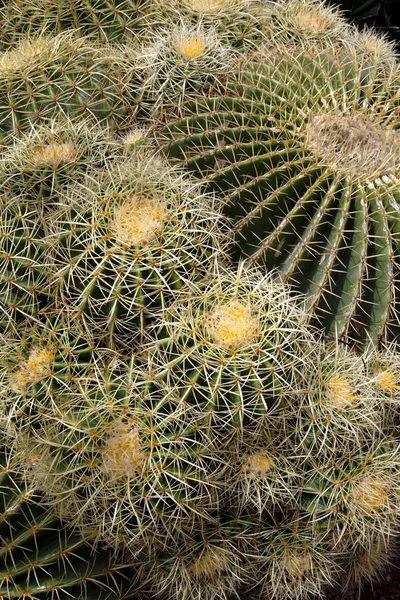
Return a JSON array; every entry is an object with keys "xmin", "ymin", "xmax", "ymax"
[{"xmin": 159, "ymin": 48, "xmax": 400, "ymax": 345}]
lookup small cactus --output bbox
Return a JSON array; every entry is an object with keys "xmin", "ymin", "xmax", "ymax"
[
  {"xmin": 0, "ymin": 119, "xmax": 117, "ymax": 206},
  {"xmin": 0, "ymin": 452, "xmax": 142, "ymax": 599},
  {"xmin": 10, "ymin": 365, "xmax": 225, "ymax": 555},
  {"xmin": 48, "ymin": 150, "xmax": 227, "ymax": 347},
  {"xmin": 0, "ymin": 32, "xmax": 135, "ymax": 140},
  {"xmin": 134, "ymin": 20, "xmax": 237, "ymax": 120},
  {"xmin": 143, "ymin": 262, "xmax": 318, "ymax": 437}
]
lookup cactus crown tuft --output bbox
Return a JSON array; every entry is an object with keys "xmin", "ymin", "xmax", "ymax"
[
  {"xmin": 351, "ymin": 476, "xmax": 389, "ymax": 513},
  {"xmin": 305, "ymin": 112, "xmax": 400, "ymax": 180},
  {"xmin": 183, "ymin": 0, "xmax": 235, "ymax": 13},
  {"xmin": 102, "ymin": 420, "xmax": 145, "ymax": 479},
  {"xmin": 111, "ymin": 193, "xmax": 166, "ymax": 247},
  {"xmin": 176, "ymin": 32, "xmax": 207, "ymax": 60},
  {"xmin": 325, "ymin": 374, "xmax": 355, "ymax": 409},
  {"xmin": 31, "ymin": 142, "xmax": 76, "ymax": 166},
  {"xmin": 241, "ymin": 451, "xmax": 274, "ymax": 479},
  {"xmin": 11, "ymin": 346, "xmax": 54, "ymax": 393},
  {"xmin": 207, "ymin": 298, "xmax": 259, "ymax": 348},
  {"xmin": 0, "ymin": 36, "xmax": 53, "ymax": 73},
  {"xmin": 283, "ymin": 551, "xmax": 313, "ymax": 579}
]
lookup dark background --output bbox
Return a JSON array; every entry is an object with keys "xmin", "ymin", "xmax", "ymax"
[{"xmin": 331, "ymin": 0, "xmax": 400, "ymax": 50}]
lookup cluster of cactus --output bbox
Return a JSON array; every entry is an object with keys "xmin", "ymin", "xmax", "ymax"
[{"xmin": 0, "ymin": 0, "xmax": 400, "ymax": 599}]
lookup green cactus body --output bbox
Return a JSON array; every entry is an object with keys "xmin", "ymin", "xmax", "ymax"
[
  {"xmin": 0, "ymin": 119, "xmax": 117, "ymax": 206},
  {"xmin": 0, "ymin": 0, "xmax": 151, "ymax": 48},
  {"xmin": 0, "ymin": 33, "xmax": 134, "ymax": 140},
  {"xmin": 133, "ymin": 21, "xmax": 236, "ymax": 120},
  {"xmin": 253, "ymin": 511, "xmax": 344, "ymax": 600},
  {"xmin": 10, "ymin": 366, "xmax": 225, "ymax": 554},
  {"xmin": 0, "ymin": 317, "xmax": 97, "ymax": 428},
  {"xmin": 135, "ymin": 507, "xmax": 253, "ymax": 600},
  {"xmin": 143, "ymin": 263, "xmax": 317, "ymax": 437},
  {"xmin": 261, "ymin": 0, "xmax": 352, "ymax": 54},
  {"xmin": 48, "ymin": 152, "xmax": 227, "ymax": 347},
  {"xmin": 159, "ymin": 50, "xmax": 400, "ymax": 345},
  {"xmin": 299, "ymin": 439, "xmax": 400, "ymax": 546},
  {"xmin": 287, "ymin": 342, "xmax": 385, "ymax": 455},
  {"xmin": 0, "ymin": 456, "xmax": 142, "ymax": 599},
  {"xmin": 147, "ymin": 0, "xmax": 272, "ymax": 51},
  {"xmin": 0, "ymin": 197, "xmax": 50, "ymax": 331}
]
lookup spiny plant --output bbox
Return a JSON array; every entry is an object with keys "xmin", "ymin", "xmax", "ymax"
[
  {"xmin": 0, "ymin": 119, "xmax": 118, "ymax": 208},
  {"xmin": 0, "ymin": 315, "xmax": 99, "ymax": 429},
  {"xmin": 0, "ymin": 195, "xmax": 50, "ymax": 332},
  {"xmin": 134, "ymin": 508, "xmax": 253, "ymax": 600},
  {"xmin": 341, "ymin": 531, "xmax": 397, "ymax": 590},
  {"xmin": 343, "ymin": 25, "xmax": 400, "ymax": 71},
  {"xmin": 47, "ymin": 149, "xmax": 228, "ymax": 347},
  {"xmin": 0, "ymin": 452, "xmax": 144, "ymax": 599},
  {"xmin": 159, "ymin": 48, "xmax": 400, "ymax": 345},
  {"xmin": 9, "ymin": 364, "xmax": 226, "ymax": 557},
  {"xmin": 0, "ymin": 0, "xmax": 152, "ymax": 48},
  {"xmin": 0, "ymin": 32, "xmax": 135, "ymax": 140},
  {"xmin": 147, "ymin": 0, "xmax": 272, "ymax": 50},
  {"xmin": 260, "ymin": 0, "xmax": 352, "ymax": 54},
  {"xmin": 133, "ymin": 20, "xmax": 237, "ymax": 120},
  {"xmin": 252, "ymin": 511, "xmax": 344, "ymax": 600},
  {"xmin": 142, "ymin": 261, "xmax": 319, "ymax": 438},
  {"xmin": 286, "ymin": 340, "xmax": 386, "ymax": 455}
]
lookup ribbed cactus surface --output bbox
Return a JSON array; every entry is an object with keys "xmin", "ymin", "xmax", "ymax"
[
  {"xmin": 0, "ymin": 456, "xmax": 141, "ymax": 599},
  {"xmin": 160, "ymin": 50, "xmax": 400, "ymax": 345},
  {"xmin": 0, "ymin": 197, "xmax": 50, "ymax": 331},
  {"xmin": 0, "ymin": 33, "xmax": 133, "ymax": 140},
  {"xmin": 0, "ymin": 0, "xmax": 150, "ymax": 47}
]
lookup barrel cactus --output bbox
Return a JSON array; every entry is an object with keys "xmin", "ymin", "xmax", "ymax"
[
  {"xmin": 0, "ymin": 0, "xmax": 151, "ymax": 48},
  {"xmin": 0, "ymin": 315, "xmax": 98, "ymax": 428},
  {"xmin": 143, "ymin": 262, "xmax": 318, "ymax": 437},
  {"xmin": 9, "ymin": 363, "xmax": 225, "ymax": 557},
  {"xmin": 47, "ymin": 150, "xmax": 227, "ymax": 347},
  {"xmin": 134, "ymin": 20, "xmax": 237, "ymax": 120},
  {"xmin": 145, "ymin": 0, "xmax": 272, "ymax": 51},
  {"xmin": 0, "ymin": 119, "xmax": 117, "ymax": 207},
  {"xmin": 0, "ymin": 32, "xmax": 134, "ymax": 140},
  {"xmin": 159, "ymin": 48, "xmax": 400, "ymax": 345}
]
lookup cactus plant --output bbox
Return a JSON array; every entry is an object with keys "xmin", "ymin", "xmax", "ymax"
[
  {"xmin": 0, "ymin": 119, "xmax": 117, "ymax": 207},
  {"xmin": 0, "ymin": 32, "xmax": 135, "ymax": 140},
  {"xmin": 261, "ymin": 0, "xmax": 352, "ymax": 53},
  {"xmin": 159, "ymin": 48, "xmax": 400, "ymax": 345},
  {"xmin": 146, "ymin": 0, "xmax": 273, "ymax": 51},
  {"xmin": 143, "ymin": 262, "xmax": 318, "ymax": 437},
  {"xmin": 133, "ymin": 20, "xmax": 237, "ymax": 120},
  {"xmin": 0, "ymin": 0, "xmax": 152, "ymax": 48},
  {"xmin": 9, "ymin": 362, "xmax": 226, "ymax": 557},
  {"xmin": 47, "ymin": 150, "xmax": 227, "ymax": 347},
  {"xmin": 0, "ymin": 315, "xmax": 99, "ymax": 428},
  {"xmin": 0, "ymin": 452, "xmax": 143, "ymax": 599}
]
